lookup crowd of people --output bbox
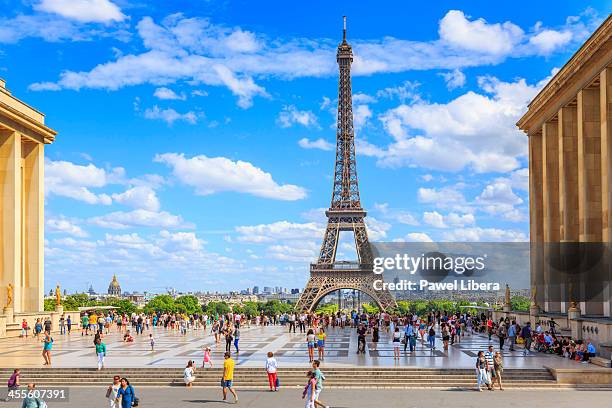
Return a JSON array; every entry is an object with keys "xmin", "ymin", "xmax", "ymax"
[{"xmin": 8, "ymin": 306, "xmax": 603, "ymax": 404}]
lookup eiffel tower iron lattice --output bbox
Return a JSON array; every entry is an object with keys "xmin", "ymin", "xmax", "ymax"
[{"xmin": 296, "ymin": 17, "xmax": 397, "ymax": 312}]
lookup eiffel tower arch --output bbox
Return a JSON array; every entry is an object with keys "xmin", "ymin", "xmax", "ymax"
[{"xmin": 296, "ymin": 17, "xmax": 396, "ymax": 313}]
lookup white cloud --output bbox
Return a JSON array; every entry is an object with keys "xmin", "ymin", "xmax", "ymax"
[
  {"xmin": 374, "ymin": 74, "xmax": 553, "ymax": 173},
  {"xmin": 277, "ymin": 105, "xmax": 319, "ymax": 128},
  {"xmin": 374, "ymin": 203, "xmax": 420, "ymax": 226},
  {"xmin": 155, "ymin": 153, "xmax": 307, "ymax": 201},
  {"xmin": 235, "ymin": 221, "xmax": 322, "ymax": 243},
  {"xmin": 418, "ymin": 186, "xmax": 470, "ymax": 212},
  {"xmin": 143, "ymin": 105, "xmax": 198, "ymax": 125},
  {"xmin": 34, "ymin": 0, "xmax": 126, "ymax": 23},
  {"xmin": 353, "ymin": 93, "xmax": 377, "ymax": 104},
  {"xmin": 89, "ymin": 209, "xmax": 186, "ymax": 229},
  {"xmin": 112, "ymin": 186, "xmax": 160, "ymax": 211},
  {"xmin": 47, "ymin": 217, "xmax": 88, "ymax": 237},
  {"xmin": 529, "ymin": 29, "xmax": 573, "ymax": 55},
  {"xmin": 28, "ymin": 10, "xmax": 600, "ymax": 106},
  {"xmin": 45, "ymin": 159, "xmax": 115, "ymax": 205},
  {"xmin": 298, "ymin": 138, "xmax": 334, "ymax": 151},
  {"xmin": 365, "ymin": 217, "xmax": 391, "ymax": 241},
  {"xmin": 353, "ymin": 104, "xmax": 372, "ymax": 132},
  {"xmin": 442, "ymin": 227, "xmax": 527, "ymax": 242},
  {"xmin": 376, "ymin": 81, "xmax": 421, "ymax": 103},
  {"xmin": 439, "ymin": 69, "xmax": 466, "ymax": 90},
  {"xmin": 510, "ymin": 168, "xmax": 529, "ymax": 191},
  {"xmin": 404, "ymin": 232, "xmax": 434, "ymax": 242},
  {"xmin": 423, "ymin": 211, "xmax": 475, "ymax": 228},
  {"xmin": 475, "ymin": 178, "xmax": 526, "ymax": 221},
  {"xmin": 439, "ymin": 10, "xmax": 524, "ymax": 56},
  {"xmin": 153, "ymin": 87, "xmax": 186, "ymax": 100}
]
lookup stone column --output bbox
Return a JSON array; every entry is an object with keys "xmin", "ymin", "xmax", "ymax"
[
  {"xmin": 0, "ymin": 130, "xmax": 21, "ymax": 317},
  {"xmin": 529, "ymin": 132, "xmax": 544, "ymax": 321},
  {"xmin": 22, "ymin": 142, "xmax": 44, "ymax": 312},
  {"xmin": 600, "ymin": 67, "xmax": 612, "ymax": 317},
  {"xmin": 542, "ymin": 120, "xmax": 561, "ymax": 312},
  {"xmin": 578, "ymin": 88, "xmax": 602, "ymax": 316},
  {"xmin": 558, "ymin": 105, "xmax": 579, "ymax": 315}
]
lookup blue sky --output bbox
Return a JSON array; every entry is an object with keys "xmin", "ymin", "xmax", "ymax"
[{"xmin": 0, "ymin": 0, "xmax": 609, "ymax": 294}]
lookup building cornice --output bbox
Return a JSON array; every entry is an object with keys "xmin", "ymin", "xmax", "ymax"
[
  {"xmin": 0, "ymin": 101, "xmax": 57, "ymax": 144},
  {"xmin": 517, "ymin": 14, "xmax": 612, "ymax": 134}
]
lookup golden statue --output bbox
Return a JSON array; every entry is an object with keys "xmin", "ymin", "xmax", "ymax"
[
  {"xmin": 55, "ymin": 284, "xmax": 61, "ymax": 306},
  {"xmin": 6, "ymin": 284, "xmax": 13, "ymax": 307}
]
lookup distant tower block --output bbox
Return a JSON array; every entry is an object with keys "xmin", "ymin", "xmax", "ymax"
[{"xmin": 296, "ymin": 18, "xmax": 397, "ymax": 312}]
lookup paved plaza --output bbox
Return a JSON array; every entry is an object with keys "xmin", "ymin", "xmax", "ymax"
[
  {"xmin": 0, "ymin": 324, "xmax": 596, "ymax": 369},
  {"xmin": 3, "ymin": 388, "xmax": 611, "ymax": 408}
]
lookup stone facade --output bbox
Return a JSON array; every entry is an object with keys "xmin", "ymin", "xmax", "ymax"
[
  {"xmin": 517, "ymin": 15, "xmax": 612, "ymax": 350},
  {"xmin": 0, "ymin": 79, "xmax": 68, "ymax": 337}
]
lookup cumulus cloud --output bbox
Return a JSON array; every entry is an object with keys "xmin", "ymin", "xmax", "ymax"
[
  {"xmin": 439, "ymin": 69, "xmax": 466, "ymax": 90},
  {"xmin": 89, "ymin": 209, "xmax": 186, "ymax": 229},
  {"xmin": 155, "ymin": 153, "xmax": 307, "ymax": 201},
  {"xmin": 34, "ymin": 0, "xmax": 126, "ymax": 23},
  {"xmin": 235, "ymin": 221, "xmax": 323, "ymax": 243},
  {"xmin": 298, "ymin": 138, "xmax": 334, "ymax": 151},
  {"xmin": 277, "ymin": 105, "xmax": 319, "ymax": 128},
  {"xmin": 423, "ymin": 211, "xmax": 475, "ymax": 228},
  {"xmin": 370, "ymin": 73, "xmax": 554, "ymax": 173},
  {"xmin": 143, "ymin": 105, "xmax": 198, "ymax": 125},
  {"xmin": 45, "ymin": 159, "xmax": 116, "ymax": 205},
  {"xmin": 442, "ymin": 227, "xmax": 527, "ymax": 242},
  {"xmin": 47, "ymin": 217, "xmax": 88, "ymax": 237},
  {"xmin": 153, "ymin": 87, "xmax": 186, "ymax": 100},
  {"xmin": 112, "ymin": 186, "xmax": 160, "ymax": 211},
  {"xmin": 27, "ymin": 10, "xmax": 599, "ymax": 106}
]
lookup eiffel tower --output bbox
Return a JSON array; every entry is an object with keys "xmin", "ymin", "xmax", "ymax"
[{"xmin": 296, "ymin": 17, "xmax": 397, "ymax": 312}]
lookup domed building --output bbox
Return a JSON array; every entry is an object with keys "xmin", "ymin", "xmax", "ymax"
[{"xmin": 107, "ymin": 274, "xmax": 122, "ymax": 297}]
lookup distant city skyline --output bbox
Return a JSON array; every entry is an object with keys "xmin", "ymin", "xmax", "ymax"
[{"xmin": 0, "ymin": 1, "xmax": 607, "ymax": 293}]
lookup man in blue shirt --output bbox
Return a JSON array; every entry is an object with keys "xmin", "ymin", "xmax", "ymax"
[
  {"xmin": 520, "ymin": 322, "xmax": 532, "ymax": 355},
  {"xmin": 404, "ymin": 323, "xmax": 414, "ymax": 352},
  {"xmin": 507, "ymin": 321, "xmax": 517, "ymax": 351}
]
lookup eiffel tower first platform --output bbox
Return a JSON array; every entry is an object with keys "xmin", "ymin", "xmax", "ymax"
[{"xmin": 296, "ymin": 18, "xmax": 397, "ymax": 313}]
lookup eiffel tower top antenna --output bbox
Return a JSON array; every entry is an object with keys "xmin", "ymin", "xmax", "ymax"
[{"xmin": 343, "ymin": 16, "xmax": 347, "ymax": 42}]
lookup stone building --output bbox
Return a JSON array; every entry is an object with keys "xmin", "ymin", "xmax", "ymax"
[
  {"xmin": 108, "ymin": 274, "xmax": 122, "ymax": 297},
  {"xmin": 0, "ymin": 79, "xmax": 79, "ymax": 337},
  {"xmin": 517, "ymin": 15, "xmax": 612, "ymax": 349}
]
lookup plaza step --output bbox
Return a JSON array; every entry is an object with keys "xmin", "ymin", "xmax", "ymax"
[{"xmin": 0, "ymin": 367, "xmax": 583, "ymax": 389}]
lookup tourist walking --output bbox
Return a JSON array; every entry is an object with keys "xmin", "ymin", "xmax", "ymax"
[
  {"xmin": 317, "ymin": 328, "xmax": 326, "ymax": 360},
  {"xmin": 312, "ymin": 360, "xmax": 327, "ymax": 408},
  {"xmin": 475, "ymin": 351, "xmax": 492, "ymax": 391},
  {"xmin": 95, "ymin": 338, "xmax": 107, "ymax": 370},
  {"xmin": 306, "ymin": 329, "xmax": 316, "ymax": 362},
  {"xmin": 233, "ymin": 327, "xmax": 240, "ymax": 354},
  {"xmin": 484, "ymin": 345, "xmax": 496, "ymax": 385},
  {"xmin": 66, "ymin": 315, "xmax": 72, "ymax": 335},
  {"xmin": 493, "ymin": 351, "xmax": 504, "ymax": 390},
  {"xmin": 356, "ymin": 323, "xmax": 367, "ymax": 354},
  {"xmin": 302, "ymin": 371, "xmax": 316, "ymax": 408},
  {"xmin": 149, "ymin": 334, "xmax": 155, "ymax": 351},
  {"xmin": 202, "ymin": 347, "xmax": 213, "ymax": 368},
  {"xmin": 106, "ymin": 376, "xmax": 121, "ymax": 408},
  {"xmin": 59, "ymin": 315, "xmax": 65, "ymax": 335},
  {"xmin": 392, "ymin": 326, "xmax": 401, "ymax": 360},
  {"xmin": 224, "ymin": 326, "xmax": 233, "ymax": 353},
  {"xmin": 521, "ymin": 322, "xmax": 532, "ymax": 355},
  {"xmin": 427, "ymin": 324, "xmax": 436, "ymax": 350},
  {"xmin": 20, "ymin": 320, "xmax": 28, "ymax": 338},
  {"xmin": 507, "ymin": 321, "xmax": 517, "ymax": 351},
  {"xmin": 371, "ymin": 325, "xmax": 379, "ymax": 351},
  {"xmin": 221, "ymin": 352, "xmax": 238, "ymax": 404},
  {"xmin": 265, "ymin": 352, "xmax": 279, "ymax": 392},
  {"xmin": 116, "ymin": 378, "xmax": 137, "ymax": 408},
  {"xmin": 497, "ymin": 322, "xmax": 507, "ymax": 350},
  {"xmin": 184, "ymin": 360, "xmax": 196, "ymax": 387},
  {"xmin": 41, "ymin": 331, "xmax": 53, "ymax": 365}
]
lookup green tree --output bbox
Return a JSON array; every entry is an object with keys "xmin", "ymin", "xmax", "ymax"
[
  {"xmin": 204, "ymin": 301, "xmax": 231, "ymax": 316},
  {"xmin": 144, "ymin": 295, "xmax": 176, "ymax": 314},
  {"xmin": 241, "ymin": 302, "xmax": 259, "ymax": 317},
  {"xmin": 175, "ymin": 295, "xmax": 200, "ymax": 314},
  {"xmin": 106, "ymin": 298, "xmax": 137, "ymax": 315},
  {"xmin": 511, "ymin": 295, "xmax": 530, "ymax": 312}
]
